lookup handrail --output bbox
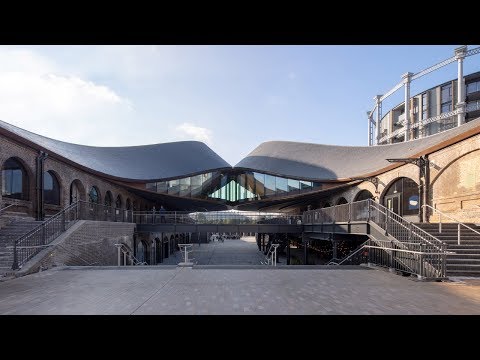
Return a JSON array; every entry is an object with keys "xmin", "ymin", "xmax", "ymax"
[
  {"xmin": 423, "ymin": 204, "xmax": 480, "ymax": 245},
  {"xmin": 0, "ymin": 203, "xmax": 15, "ymax": 214},
  {"xmin": 329, "ymin": 237, "xmax": 447, "ymax": 279},
  {"xmin": 370, "ymin": 200, "xmax": 445, "ymax": 249},
  {"xmin": 132, "ymin": 209, "xmax": 302, "ymax": 225},
  {"xmin": 262, "ymin": 243, "xmax": 279, "ymax": 266},
  {"xmin": 115, "ymin": 243, "xmax": 146, "ymax": 265},
  {"xmin": 328, "ymin": 241, "xmax": 368, "ymax": 265},
  {"xmin": 13, "ymin": 201, "xmax": 80, "ymax": 269}
]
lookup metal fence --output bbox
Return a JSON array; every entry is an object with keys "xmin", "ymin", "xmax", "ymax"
[
  {"xmin": 303, "ymin": 199, "xmax": 448, "ymax": 279},
  {"xmin": 328, "ymin": 238, "xmax": 446, "ymax": 279},
  {"xmin": 133, "ymin": 211, "xmax": 302, "ymax": 225}
]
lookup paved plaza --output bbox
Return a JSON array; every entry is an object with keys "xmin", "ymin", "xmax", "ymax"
[
  {"xmin": 161, "ymin": 236, "xmax": 267, "ymax": 265},
  {"xmin": 1, "ymin": 236, "xmax": 480, "ymax": 315}
]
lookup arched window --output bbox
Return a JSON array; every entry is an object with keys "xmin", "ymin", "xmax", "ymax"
[
  {"xmin": 104, "ymin": 191, "xmax": 113, "ymax": 206},
  {"xmin": 126, "ymin": 198, "xmax": 132, "ymax": 210},
  {"xmin": 383, "ymin": 177, "xmax": 419, "ymax": 216},
  {"xmin": 44, "ymin": 171, "xmax": 60, "ymax": 205},
  {"xmin": 115, "ymin": 195, "xmax": 122, "ymax": 209},
  {"xmin": 336, "ymin": 197, "xmax": 348, "ymax": 205},
  {"xmin": 2, "ymin": 158, "xmax": 29, "ymax": 200},
  {"xmin": 89, "ymin": 186, "xmax": 100, "ymax": 204},
  {"xmin": 323, "ymin": 202, "xmax": 332, "ymax": 208},
  {"xmin": 354, "ymin": 189, "xmax": 374, "ymax": 201}
]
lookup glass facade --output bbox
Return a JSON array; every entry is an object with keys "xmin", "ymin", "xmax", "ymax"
[{"xmin": 145, "ymin": 170, "xmax": 322, "ymax": 204}]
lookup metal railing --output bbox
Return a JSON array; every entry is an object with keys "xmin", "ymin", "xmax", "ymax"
[
  {"xmin": 261, "ymin": 243, "xmax": 279, "ymax": 266},
  {"xmin": 328, "ymin": 238, "xmax": 447, "ymax": 279},
  {"xmin": 133, "ymin": 210, "xmax": 302, "ymax": 225},
  {"xmin": 78, "ymin": 200, "xmax": 133, "ymax": 223},
  {"xmin": 423, "ymin": 204, "xmax": 480, "ymax": 245},
  {"xmin": 11, "ymin": 200, "xmax": 135, "ymax": 270},
  {"xmin": 304, "ymin": 199, "xmax": 447, "ymax": 277},
  {"xmin": 0, "ymin": 203, "xmax": 15, "ymax": 215},
  {"xmin": 114, "ymin": 243, "xmax": 146, "ymax": 266},
  {"xmin": 12, "ymin": 202, "xmax": 80, "ymax": 270},
  {"xmin": 327, "ymin": 241, "xmax": 368, "ymax": 265}
]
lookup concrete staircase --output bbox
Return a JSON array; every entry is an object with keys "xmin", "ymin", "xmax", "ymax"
[
  {"xmin": 414, "ymin": 223, "xmax": 480, "ymax": 277},
  {"xmin": 0, "ymin": 217, "xmax": 43, "ymax": 274}
]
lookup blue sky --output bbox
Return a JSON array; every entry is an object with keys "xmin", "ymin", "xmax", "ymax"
[{"xmin": 0, "ymin": 45, "xmax": 478, "ymax": 165}]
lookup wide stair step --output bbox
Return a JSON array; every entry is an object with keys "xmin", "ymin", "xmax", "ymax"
[{"xmin": 413, "ymin": 222, "xmax": 480, "ymax": 277}]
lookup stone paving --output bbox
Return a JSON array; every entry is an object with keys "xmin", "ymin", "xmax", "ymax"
[
  {"xmin": 1, "ymin": 235, "xmax": 480, "ymax": 315},
  {"xmin": 161, "ymin": 236, "xmax": 266, "ymax": 265},
  {"xmin": 1, "ymin": 266, "xmax": 480, "ymax": 314}
]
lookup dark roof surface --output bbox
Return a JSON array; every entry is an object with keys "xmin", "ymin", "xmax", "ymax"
[
  {"xmin": 235, "ymin": 117, "xmax": 480, "ymax": 181},
  {"xmin": 0, "ymin": 119, "xmax": 231, "ymax": 181},
  {"xmin": 2, "ymin": 116, "xmax": 480, "ymax": 183}
]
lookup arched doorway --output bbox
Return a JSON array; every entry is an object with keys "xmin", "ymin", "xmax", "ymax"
[
  {"xmin": 155, "ymin": 237, "xmax": 162, "ymax": 263},
  {"xmin": 70, "ymin": 179, "xmax": 86, "ymax": 204},
  {"xmin": 89, "ymin": 186, "xmax": 100, "ymax": 204},
  {"xmin": 2, "ymin": 157, "xmax": 29, "ymax": 200},
  {"xmin": 382, "ymin": 177, "xmax": 419, "ymax": 217},
  {"xmin": 136, "ymin": 240, "xmax": 147, "ymax": 263},
  {"xmin": 354, "ymin": 189, "xmax": 374, "ymax": 201},
  {"xmin": 44, "ymin": 171, "xmax": 61, "ymax": 205},
  {"xmin": 163, "ymin": 236, "xmax": 169, "ymax": 258},
  {"xmin": 115, "ymin": 194, "xmax": 122, "ymax": 209},
  {"xmin": 336, "ymin": 197, "xmax": 348, "ymax": 205},
  {"xmin": 104, "ymin": 191, "xmax": 113, "ymax": 207}
]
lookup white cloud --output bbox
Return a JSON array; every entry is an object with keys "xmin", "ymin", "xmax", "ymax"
[
  {"xmin": 174, "ymin": 122, "xmax": 212, "ymax": 144},
  {"xmin": 0, "ymin": 47, "xmax": 135, "ymax": 147}
]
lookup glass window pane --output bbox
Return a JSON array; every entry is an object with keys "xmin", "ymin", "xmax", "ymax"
[
  {"xmin": 179, "ymin": 177, "xmax": 191, "ymax": 197},
  {"xmin": 191, "ymin": 175, "xmax": 202, "ymax": 186},
  {"xmin": 156, "ymin": 181, "xmax": 167, "ymax": 193},
  {"xmin": 264, "ymin": 174, "xmax": 276, "ymax": 197},
  {"xmin": 238, "ymin": 174, "xmax": 246, "ymax": 200},
  {"xmin": 245, "ymin": 172, "xmax": 255, "ymax": 195},
  {"xmin": 44, "ymin": 172, "xmax": 53, "ymax": 190},
  {"xmin": 276, "ymin": 177, "xmax": 288, "ymax": 194},
  {"xmin": 168, "ymin": 179, "xmax": 179, "ymax": 195},
  {"xmin": 146, "ymin": 182, "xmax": 156, "ymax": 191},
  {"xmin": 287, "ymin": 179, "xmax": 299, "ymax": 192},
  {"xmin": 441, "ymin": 103, "xmax": 452, "ymax": 113},
  {"xmin": 300, "ymin": 180, "xmax": 312, "ymax": 191},
  {"xmin": 254, "ymin": 172, "xmax": 265, "ymax": 198}
]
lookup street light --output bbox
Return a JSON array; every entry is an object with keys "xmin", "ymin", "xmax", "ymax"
[{"xmin": 386, "ymin": 156, "xmax": 429, "ymax": 222}]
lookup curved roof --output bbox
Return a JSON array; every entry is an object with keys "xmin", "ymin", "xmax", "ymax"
[
  {"xmin": 235, "ymin": 117, "xmax": 480, "ymax": 181},
  {"xmin": 0, "ymin": 119, "xmax": 231, "ymax": 181}
]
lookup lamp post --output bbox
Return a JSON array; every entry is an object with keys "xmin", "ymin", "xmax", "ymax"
[{"xmin": 386, "ymin": 156, "xmax": 429, "ymax": 222}]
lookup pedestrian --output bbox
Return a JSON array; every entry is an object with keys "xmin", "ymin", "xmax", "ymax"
[{"xmin": 160, "ymin": 205, "xmax": 166, "ymax": 223}]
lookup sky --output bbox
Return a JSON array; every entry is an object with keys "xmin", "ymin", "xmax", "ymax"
[{"xmin": 1, "ymin": 45, "xmax": 479, "ymax": 166}]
